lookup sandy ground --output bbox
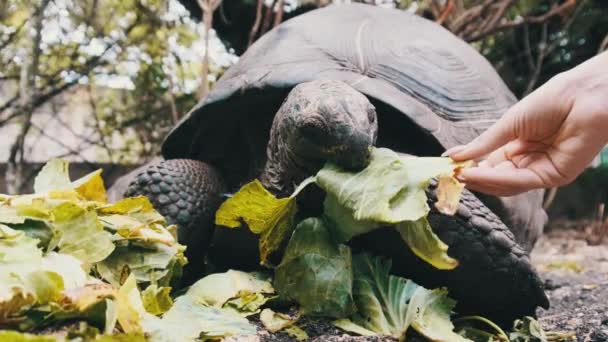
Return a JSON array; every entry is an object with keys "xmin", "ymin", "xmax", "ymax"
[{"xmin": 532, "ymin": 231, "xmax": 608, "ymax": 342}]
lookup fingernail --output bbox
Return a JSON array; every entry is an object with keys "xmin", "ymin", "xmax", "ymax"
[{"xmin": 442, "ymin": 145, "xmax": 466, "ymax": 157}]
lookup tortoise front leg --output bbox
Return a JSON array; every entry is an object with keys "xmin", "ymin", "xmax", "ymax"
[{"xmin": 121, "ymin": 159, "xmax": 226, "ymax": 285}]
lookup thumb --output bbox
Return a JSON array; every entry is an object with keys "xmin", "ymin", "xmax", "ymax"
[{"xmin": 447, "ymin": 104, "xmax": 520, "ymax": 161}]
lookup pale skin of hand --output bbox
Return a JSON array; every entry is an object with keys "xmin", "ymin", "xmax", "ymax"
[{"xmin": 444, "ymin": 51, "xmax": 608, "ymax": 197}]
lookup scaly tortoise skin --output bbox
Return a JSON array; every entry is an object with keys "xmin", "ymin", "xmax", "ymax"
[{"xmin": 110, "ymin": 3, "xmax": 549, "ymax": 323}]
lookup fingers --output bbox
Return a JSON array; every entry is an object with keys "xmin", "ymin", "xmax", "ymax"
[
  {"xmin": 444, "ymin": 111, "xmax": 517, "ymax": 162},
  {"xmin": 457, "ymin": 165, "xmax": 546, "ymax": 197}
]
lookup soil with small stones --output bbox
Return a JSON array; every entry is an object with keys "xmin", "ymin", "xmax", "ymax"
[
  {"xmin": 225, "ymin": 228, "xmax": 608, "ymax": 342},
  {"xmin": 532, "ymin": 230, "xmax": 608, "ymax": 342}
]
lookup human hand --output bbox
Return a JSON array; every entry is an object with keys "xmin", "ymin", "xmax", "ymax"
[{"xmin": 444, "ymin": 52, "xmax": 608, "ymax": 197}]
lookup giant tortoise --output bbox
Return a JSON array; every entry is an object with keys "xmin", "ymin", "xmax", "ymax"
[{"xmin": 109, "ymin": 3, "xmax": 549, "ymax": 323}]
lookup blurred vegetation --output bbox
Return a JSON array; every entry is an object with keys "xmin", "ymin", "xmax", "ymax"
[
  {"xmin": 0, "ymin": 0, "xmax": 234, "ymax": 192},
  {"xmin": 0, "ymin": 0, "xmax": 606, "ymax": 193}
]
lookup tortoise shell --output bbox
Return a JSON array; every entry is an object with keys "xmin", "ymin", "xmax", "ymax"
[{"xmin": 162, "ymin": 3, "xmax": 516, "ymax": 187}]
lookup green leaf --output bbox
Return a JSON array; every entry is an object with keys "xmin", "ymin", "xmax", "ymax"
[
  {"xmin": 0, "ymin": 225, "xmax": 88, "ymax": 324},
  {"xmin": 510, "ymin": 316, "xmax": 548, "ymax": 342},
  {"xmin": 145, "ymin": 296, "xmax": 256, "ymax": 342},
  {"xmin": 116, "ymin": 274, "xmax": 148, "ymax": 334},
  {"xmin": 51, "ymin": 202, "xmax": 115, "ymax": 264},
  {"xmin": 215, "ymin": 180, "xmax": 297, "ymax": 265},
  {"xmin": 35, "ymin": 284, "xmax": 118, "ymax": 333},
  {"xmin": 34, "ymin": 159, "xmax": 72, "ymax": 194},
  {"xmin": 97, "ymin": 196, "xmax": 165, "ymax": 224},
  {"xmin": 409, "ymin": 288, "xmax": 470, "ymax": 342},
  {"xmin": 99, "ymin": 215, "xmax": 175, "ymax": 245},
  {"xmin": 259, "ymin": 308, "xmax": 295, "ymax": 332},
  {"xmin": 322, "ymin": 193, "xmax": 378, "ymax": 242},
  {"xmin": 396, "ymin": 217, "xmax": 458, "ymax": 270},
  {"xmin": 9, "ymin": 221, "xmax": 54, "ymax": 250},
  {"xmin": 317, "ymin": 148, "xmax": 462, "ymax": 270},
  {"xmin": 342, "ymin": 254, "xmax": 470, "ymax": 341},
  {"xmin": 186, "ymin": 270, "xmax": 274, "ymax": 309},
  {"xmin": 0, "ymin": 331, "xmax": 57, "ymax": 342},
  {"xmin": 283, "ymin": 325, "xmax": 309, "ymax": 341},
  {"xmin": 94, "ymin": 333, "xmax": 148, "ymax": 342},
  {"xmin": 274, "ymin": 218, "xmax": 355, "ymax": 318},
  {"xmin": 316, "ymin": 148, "xmax": 463, "ymax": 224},
  {"xmin": 333, "ymin": 318, "xmax": 377, "ymax": 336},
  {"xmin": 95, "ymin": 242, "xmax": 186, "ymax": 287},
  {"xmin": 260, "ymin": 308, "xmax": 308, "ymax": 340},
  {"xmin": 141, "ymin": 285, "xmax": 173, "ymax": 316}
]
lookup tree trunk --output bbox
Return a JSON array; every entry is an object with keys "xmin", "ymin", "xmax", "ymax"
[{"xmin": 6, "ymin": 0, "xmax": 50, "ymax": 194}]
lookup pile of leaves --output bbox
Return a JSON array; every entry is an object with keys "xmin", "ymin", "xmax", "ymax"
[
  {"xmin": 0, "ymin": 149, "xmax": 556, "ymax": 341},
  {"xmin": 214, "ymin": 148, "xmax": 558, "ymax": 341}
]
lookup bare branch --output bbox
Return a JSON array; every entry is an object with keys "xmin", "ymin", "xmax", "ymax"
[
  {"xmin": 273, "ymin": 0, "xmax": 284, "ymax": 27},
  {"xmin": 248, "ymin": 0, "xmax": 264, "ymax": 48},
  {"xmin": 436, "ymin": 0, "xmax": 454, "ymax": 25},
  {"xmin": 523, "ymin": 21, "xmax": 549, "ymax": 96},
  {"xmin": 196, "ymin": 0, "xmax": 223, "ymax": 99},
  {"xmin": 598, "ymin": 33, "xmax": 608, "ymax": 55},
  {"xmin": 260, "ymin": 0, "xmax": 277, "ymax": 36},
  {"xmin": 465, "ymin": 0, "xmax": 576, "ymax": 42},
  {"xmin": 87, "ymin": 83, "xmax": 115, "ymax": 162}
]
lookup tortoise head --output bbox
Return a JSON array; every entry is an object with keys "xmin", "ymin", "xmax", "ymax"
[{"xmin": 275, "ymin": 79, "xmax": 378, "ymax": 171}]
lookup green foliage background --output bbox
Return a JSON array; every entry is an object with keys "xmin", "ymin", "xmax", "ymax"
[{"xmin": 1, "ymin": 0, "xmax": 606, "ymax": 169}]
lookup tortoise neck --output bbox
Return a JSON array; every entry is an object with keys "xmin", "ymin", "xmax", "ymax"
[{"xmin": 259, "ymin": 132, "xmax": 311, "ymax": 197}]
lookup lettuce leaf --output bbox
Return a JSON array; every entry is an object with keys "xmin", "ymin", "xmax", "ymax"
[
  {"xmin": 34, "ymin": 159, "xmax": 108, "ymax": 203},
  {"xmin": 338, "ymin": 254, "xmax": 470, "ymax": 341},
  {"xmin": 143, "ymin": 273, "xmax": 261, "ymax": 342},
  {"xmin": 141, "ymin": 285, "xmax": 173, "ymax": 316},
  {"xmin": 51, "ymin": 202, "xmax": 115, "ymax": 264},
  {"xmin": 95, "ymin": 242, "xmax": 186, "ymax": 288},
  {"xmin": 316, "ymin": 148, "xmax": 461, "ymax": 223},
  {"xmin": 185, "ymin": 270, "xmax": 274, "ymax": 316},
  {"xmin": 215, "ymin": 178, "xmax": 314, "ymax": 266},
  {"xmin": 396, "ymin": 218, "xmax": 458, "ymax": 270},
  {"xmin": 274, "ymin": 217, "xmax": 355, "ymax": 318}
]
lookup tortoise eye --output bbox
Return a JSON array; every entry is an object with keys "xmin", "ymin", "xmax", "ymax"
[{"xmin": 367, "ymin": 106, "xmax": 376, "ymax": 123}]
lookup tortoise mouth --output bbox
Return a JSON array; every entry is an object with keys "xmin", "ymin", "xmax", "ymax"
[
  {"xmin": 330, "ymin": 141, "xmax": 372, "ymax": 170},
  {"xmin": 293, "ymin": 130, "xmax": 373, "ymax": 171}
]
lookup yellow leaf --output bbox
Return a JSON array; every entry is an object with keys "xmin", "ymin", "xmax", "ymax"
[
  {"xmin": 72, "ymin": 169, "xmax": 108, "ymax": 203},
  {"xmin": 396, "ymin": 217, "xmax": 458, "ymax": 270},
  {"xmin": 259, "ymin": 308, "xmax": 308, "ymax": 340},
  {"xmin": 435, "ymin": 174, "xmax": 464, "ymax": 216},
  {"xmin": 97, "ymin": 196, "xmax": 156, "ymax": 215},
  {"xmin": 62, "ymin": 283, "xmax": 117, "ymax": 312},
  {"xmin": 215, "ymin": 180, "xmax": 297, "ymax": 265},
  {"xmin": 117, "ymin": 274, "xmax": 146, "ymax": 334}
]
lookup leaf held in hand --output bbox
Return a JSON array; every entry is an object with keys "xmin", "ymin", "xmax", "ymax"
[
  {"xmin": 435, "ymin": 174, "xmax": 465, "ymax": 215},
  {"xmin": 317, "ymin": 148, "xmax": 464, "ymax": 224}
]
